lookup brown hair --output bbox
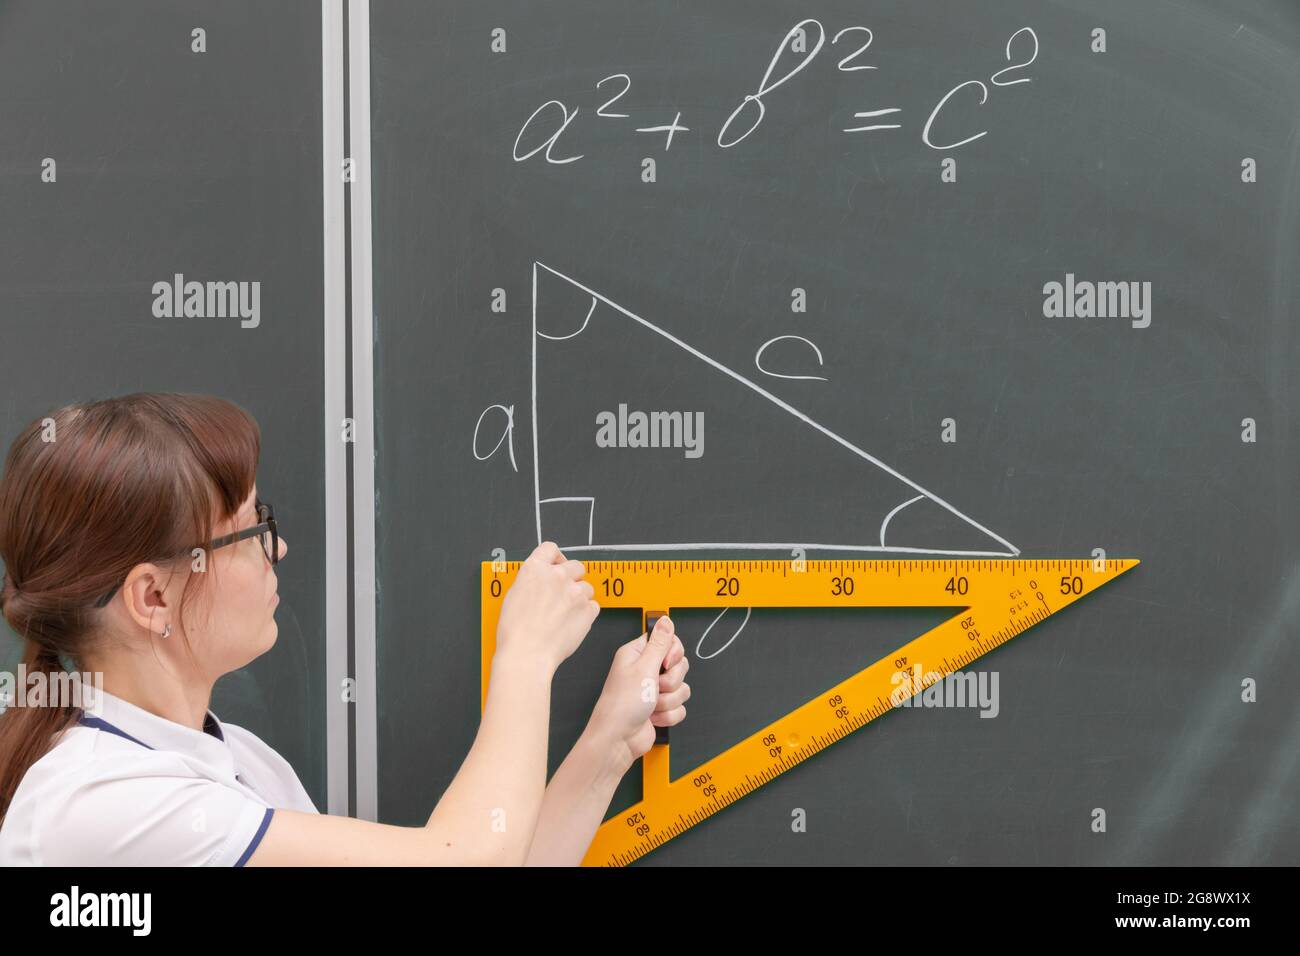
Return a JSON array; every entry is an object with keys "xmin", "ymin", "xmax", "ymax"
[{"xmin": 0, "ymin": 393, "xmax": 260, "ymax": 822}]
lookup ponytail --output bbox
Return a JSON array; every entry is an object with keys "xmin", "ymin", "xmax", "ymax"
[{"xmin": 0, "ymin": 633, "xmax": 79, "ymax": 823}]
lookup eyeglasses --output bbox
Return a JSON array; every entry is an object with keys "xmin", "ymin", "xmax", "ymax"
[{"xmin": 93, "ymin": 499, "xmax": 278, "ymax": 609}]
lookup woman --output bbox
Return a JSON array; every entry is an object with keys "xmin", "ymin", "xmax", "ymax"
[{"xmin": 0, "ymin": 393, "xmax": 689, "ymax": 865}]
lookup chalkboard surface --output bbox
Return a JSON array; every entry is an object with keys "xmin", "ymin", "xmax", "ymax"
[
  {"xmin": 370, "ymin": 0, "xmax": 1298, "ymax": 863},
  {"xmin": 0, "ymin": 2, "xmax": 331, "ymax": 809}
]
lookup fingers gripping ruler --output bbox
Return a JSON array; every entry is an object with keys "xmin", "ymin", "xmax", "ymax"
[{"xmin": 480, "ymin": 557, "xmax": 1139, "ymax": 866}]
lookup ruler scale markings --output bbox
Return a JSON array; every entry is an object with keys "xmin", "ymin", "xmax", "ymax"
[{"xmin": 480, "ymin": 558, "xmax": 1138, "ymax": 863}]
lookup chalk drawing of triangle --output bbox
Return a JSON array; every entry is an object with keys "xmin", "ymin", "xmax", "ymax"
[{"xmin": 531, "ymin": 261, "xmax": 1020, "ymax": 557}]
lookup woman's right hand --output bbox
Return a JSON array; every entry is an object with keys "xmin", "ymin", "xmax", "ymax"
[{"xmin": 494, "ymin": 541, "xmax": 599, "ymax": 674}]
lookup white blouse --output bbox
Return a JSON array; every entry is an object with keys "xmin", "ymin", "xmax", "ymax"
[{"xmin": 0, "ymin": 687, "xmax": 318, "ymax": 866}]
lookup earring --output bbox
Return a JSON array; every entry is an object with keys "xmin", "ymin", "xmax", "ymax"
[{"xmin": 162, "ymin": 624, "xmax": 172, "ymax": 639}]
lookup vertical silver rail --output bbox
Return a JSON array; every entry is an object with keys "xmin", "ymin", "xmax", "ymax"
[
  {"xmin": 347, "ymin": 0, "xmax": 379, "ymax": 821},
  {"xmin": 321, "ymin": 0, "xmax": 349, "ymax": 817}
]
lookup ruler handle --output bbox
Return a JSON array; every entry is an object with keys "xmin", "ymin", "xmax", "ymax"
[{"xmin": 645, "ymin": 611, "xmax": 669, "ymax": 745}]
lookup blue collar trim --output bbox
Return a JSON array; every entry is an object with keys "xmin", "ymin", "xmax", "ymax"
[
  {"xmin": 77, "ymin": 714, "xmax": 154, "ymax": 750},
  {"xmin": 77, "ymin": 711, "xmax": 225, "ymax": 747}
]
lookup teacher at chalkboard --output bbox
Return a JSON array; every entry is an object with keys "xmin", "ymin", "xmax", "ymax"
[{"xmin": 0, "ymin": 392, "xmax": 689, "ymax": 865}]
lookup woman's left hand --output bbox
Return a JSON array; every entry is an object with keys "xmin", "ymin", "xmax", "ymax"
[{"xmin": 585, "ymin": 616, "xmax": 691, "ymax": 769}]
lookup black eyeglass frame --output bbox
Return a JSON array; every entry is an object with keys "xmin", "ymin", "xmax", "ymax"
[{"xmin": 92, "ymin": 500, "xmax": 278, "ymax": 609}]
